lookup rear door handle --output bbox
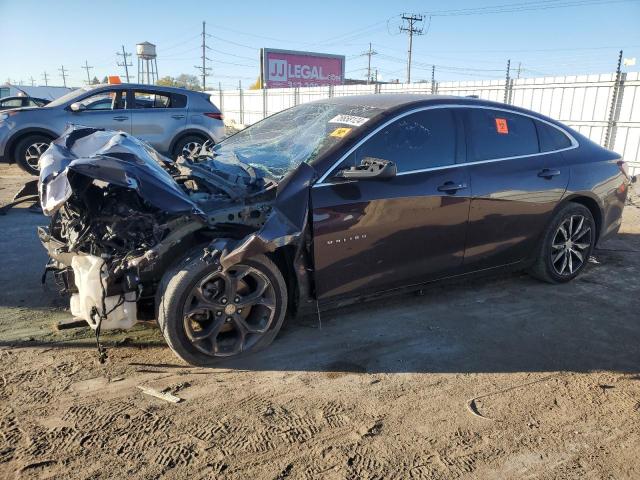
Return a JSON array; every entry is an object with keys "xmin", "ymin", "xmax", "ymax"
[
  {"xmin": 538, "ymin": 168, "xmax": 561, "ymax": 179},
  {"xmin": 171, "ymin": 114, "xmax": 185, "ymax": 119},
  {"xmin": 113, "ymin": 116, "xmax": 128, "ymax": 121},
  {"xmin": 437, "ymin": 181, "xmax": 468, "ymax": 193}
]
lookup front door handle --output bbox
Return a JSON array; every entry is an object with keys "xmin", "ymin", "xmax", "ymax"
[
  {"xmin": 538, "ymin": 168, "xmax": 561, "ymax": 179},
  {"xmin": 113, "ymin": 116, "xmax": 129, "ymax": 121},
  {"xmin": 171, "ymin": 114, "xmax": 185, "ymax": 119},
  {"xmin": 437, "ymin": 181, "xmax": 468, "ymax": 193}
]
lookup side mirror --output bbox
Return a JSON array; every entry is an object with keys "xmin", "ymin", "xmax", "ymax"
[
  {"xmin": 337, "ymin": 157, "xmax": 397, "ymax": 180},
  {"xmin": 69, "ymin": 102, "xmax": 85, "ymax": 112}
]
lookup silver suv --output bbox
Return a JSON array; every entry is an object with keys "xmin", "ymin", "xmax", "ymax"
[{"xmin": 0, "ymin": 83, "xmax": 225, "ymax": 174}]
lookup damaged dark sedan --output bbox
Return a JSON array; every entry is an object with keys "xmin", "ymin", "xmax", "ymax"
[{"xmin": 37, "ymin": 95, "xmax": 632, "ymax": 366}]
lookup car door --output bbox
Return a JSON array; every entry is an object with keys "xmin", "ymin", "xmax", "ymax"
[
  {"xmin": 311, "ymin": 107, "xmax": 471, "ymax": 300},
  {"xmin": 131, "ymin": 89, "xmax": 188, "ymax": 153},
  {"xmin": 68, "ymin": 89, "xmax": 132, "ymax": 133},
  {"xmin": 461, "ymin": 107, "xmax": 571, "ymax": 270}
]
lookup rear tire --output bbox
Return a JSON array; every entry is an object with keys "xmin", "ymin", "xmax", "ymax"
[
  {"xmin": 14, "ymin": 134, "xmax": 52, "ymax": 175},
  {"xmin": 172, "ymin": 134, "xmax": 209, "ymax": 160},
  {"xmin": 157, "ymin": 251, "xmax": 287, "ymax": 366},
  {"xmin": 529, "ymin": 203, "xmax": 595, "ymax": 284}
]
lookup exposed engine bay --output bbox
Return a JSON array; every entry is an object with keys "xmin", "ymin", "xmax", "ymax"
[{"xmin": 38, "ymin": 126, "xmax": 313, "ymax": 347}]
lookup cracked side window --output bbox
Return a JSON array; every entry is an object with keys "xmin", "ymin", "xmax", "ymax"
[{"xmin": 352, "ymin": 109, "xmax": 457, "ymax": 173}]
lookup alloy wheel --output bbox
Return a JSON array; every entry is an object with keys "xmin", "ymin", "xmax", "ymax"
[
  {"xmin": 182, "ymin": 265, "xmax": 276, "ymax": 357},
  {"xmin": 24, "ymin": 142, "xmax": 49, "ymax": 170},
  {"xmin": 550, "ymin": 214, "xmax": 592, "ymax": 276},
  {"xmin": 180, "ymin": 141, "xmax": 203, "ymax": 159}
]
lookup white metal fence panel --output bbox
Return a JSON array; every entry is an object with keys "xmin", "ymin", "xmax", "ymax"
[{"xmin": 207, "ymin": 71, "xmax": 640, "ymax": 175}]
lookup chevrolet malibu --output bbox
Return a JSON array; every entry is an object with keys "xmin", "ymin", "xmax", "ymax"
[{"xmin": 37, "ymin": 95, "xmax": 631, "ymax": 366}]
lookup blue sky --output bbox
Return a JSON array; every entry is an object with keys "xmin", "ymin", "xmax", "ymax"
[{"xmin": 1, "ymin": 0, "xmax": 639, "ymax": 88}]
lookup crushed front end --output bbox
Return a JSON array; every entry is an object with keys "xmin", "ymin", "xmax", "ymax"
[{"xmin": 38, "ymin": 126, "xmax": 278, "ymax": 333}]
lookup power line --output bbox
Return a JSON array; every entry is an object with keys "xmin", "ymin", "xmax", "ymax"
[
  {"xmin": 399, "ymin": 14, "xmax": 424, "ymax": 83},
  {"xmin": 58, "ymin": 65, "xmax": 68, "ymax": 87},
  {"xmin": 206, "ymin": 46, "xmax": 257, "ymax": 62},
  {"xmin": 116, "ymin": 45, "xmax": 132, "ymax": 82},
  {"xmin": 421, "ymin": 0, "xmax": 639, "ymax": 17},
  {"xmin": 195, "ymin": 21, "xmax": 212, "ymax": 90},
  {"xmin": 81, "ymin": 60, "xmax": 94, "ymax": 84}
]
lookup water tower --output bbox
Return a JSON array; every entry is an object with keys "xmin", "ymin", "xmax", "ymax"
[{"xmin": 136, "ymin": 41, "xmax": 158, "ymax": 84}]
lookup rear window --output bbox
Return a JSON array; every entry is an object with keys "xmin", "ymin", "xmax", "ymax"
[
  {"xmin": 134, "ymin": 91, "xmax": 186, "ymax": 109},
  {"xmin": 466, "ymin": 109, "xmax": 539, "ymax": 162},
  {"xmin": 536, "ymin": 120, "xmax": 572, "ymax": 152}
]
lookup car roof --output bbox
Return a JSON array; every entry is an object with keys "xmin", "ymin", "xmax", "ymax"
[
  {"xmin": 306, "ymin": 93, "xmax": 563, "ymax": 125},
  {"xmin": 91, "ymin": 83, "xmax": 204, "ymax": 95}
]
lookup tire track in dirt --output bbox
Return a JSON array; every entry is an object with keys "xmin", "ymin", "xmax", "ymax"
[{"xmin": 0, "ymin": 408, "xmax": 22, "ymax": 464}]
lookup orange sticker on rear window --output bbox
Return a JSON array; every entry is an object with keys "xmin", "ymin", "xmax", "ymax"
[{"xmin": 495, "ymin": 118, "xmax": 509, "ymax": 134}]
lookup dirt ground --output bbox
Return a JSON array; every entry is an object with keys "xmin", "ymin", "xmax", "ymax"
[{"xmin": 0, "ymin": 163, "xmax": 639, "ymax": 480}]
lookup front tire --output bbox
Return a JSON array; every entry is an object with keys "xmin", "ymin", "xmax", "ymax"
[
  {"xmin": 15, "ymin": 134, "xmax": 52, "ymax": 175},
  {"xmin": 529, "ymin": 203, "xmax": 595, "ymax": 283},
  {"xmin": 157, "ymin": 252, "xmax": 287, "ymax": 366}
]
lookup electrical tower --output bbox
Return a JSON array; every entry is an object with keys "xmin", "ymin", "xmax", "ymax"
[
  {"xmin": 42, "ymin": 71, "xmax": 49, "ymax": 86},
  {"xmin": 117, "ymin": 45, "xmax": 133, "ymax": 82},
  {"xmin": 362, "ymin": 43, "xmax": 378, "ymax": 84},
  {"xmin": 81, "ymin": 60, "xmax": 94, "ymax": 84},
  {"xmin": 59, "ymin": 65, "xmax": 68, "ymax": 87},
  {"xmin": 399, "ymin": 14, "xmax": 424, "ymax": 84},
  {"xmin": 194, "ymin": 21, "xmax": 212, "ymax": 90}
]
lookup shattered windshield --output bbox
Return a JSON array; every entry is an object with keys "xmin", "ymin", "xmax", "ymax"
[{"xmin": 211, "ymin": 102, "xmax": 383, "ymax": 180}]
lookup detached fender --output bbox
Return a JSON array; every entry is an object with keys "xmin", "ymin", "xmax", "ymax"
[{"xmin": 216, "ymin": 163, "xmax": 317, "ymax": 270}]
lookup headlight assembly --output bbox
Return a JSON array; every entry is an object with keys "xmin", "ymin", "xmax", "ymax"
[{"xmin": 40, "ymin": 172, "xmax": 72, "ymax": 216}]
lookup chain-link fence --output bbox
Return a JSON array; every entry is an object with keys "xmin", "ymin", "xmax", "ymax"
[{"xmin": 208, "ymin": 71, "xmax": 640, "ymax": 176}]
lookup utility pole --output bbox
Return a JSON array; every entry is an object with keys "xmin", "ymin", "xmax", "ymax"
[
  {"xmin": 29, "ymin": 76, "xmax": 35, "ymax": 86},
  {"xmin": 399, "ymin": 13, "xmax": 424, "ymax": 84},
  {"xmin": 503, "ymin": 59, "xmax": 511, "ymax": 104},
  {"xmin": 362, "ymin": 42, "xmax": 378, "ymax": 84},
  {"xmin": 195, "ymin": 21, "xmax": 212, "ymax": 90},
  {"xmin": 42, "ymin": 71, "xmax": 49, "ymax": 86},
  {"xmin": 516, "ymin": 62, "xmax": 522, "ymax": 79},
  {"xmin": 59, "ymin": 65, "xmax": 68, "ymax": 88},
  {"xmin": 81, "ymin": 60, "xmax": 93, "ymax": 84},
  {"xmin": 431, "ymin": 65, "xmax": 436, "ymax": 94},
  {"xmin": 116, "ymin": 45, "xmax": 132, "ymax": 82},
  {"xmin": 604, "ymin": 50, "xmax": 624, "ymax": 149}
]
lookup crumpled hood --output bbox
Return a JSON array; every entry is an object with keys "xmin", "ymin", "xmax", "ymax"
[{"xmin": 38, "ymin": 125, "xmax": 203, "ymax": 216}]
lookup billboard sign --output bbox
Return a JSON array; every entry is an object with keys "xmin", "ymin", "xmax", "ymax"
[{"xmin": 261, "ymin": 48, "xmax": 345, "ymax": 89}]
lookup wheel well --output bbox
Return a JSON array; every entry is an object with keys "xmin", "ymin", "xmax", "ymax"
[
  {"xmin": 567, "ymin": 196, "xmax": 602, "ymax": 241},
  {"xmin": 7, "ymin": 130, "xmax": 56, "ymax": 162}
]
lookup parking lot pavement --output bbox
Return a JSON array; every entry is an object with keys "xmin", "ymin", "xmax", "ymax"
[{"xmin": 1, "ymin": 164, "xmax": 639, "ymax": 479}]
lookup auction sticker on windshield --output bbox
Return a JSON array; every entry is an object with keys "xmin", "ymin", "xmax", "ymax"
[
  {"xmin": 330, "ymin": 127, "xmax": 352, "ymax": 138},
  {"xmin": 328, "ymin": 114, "xmax": 370, "ymax": 127}
]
